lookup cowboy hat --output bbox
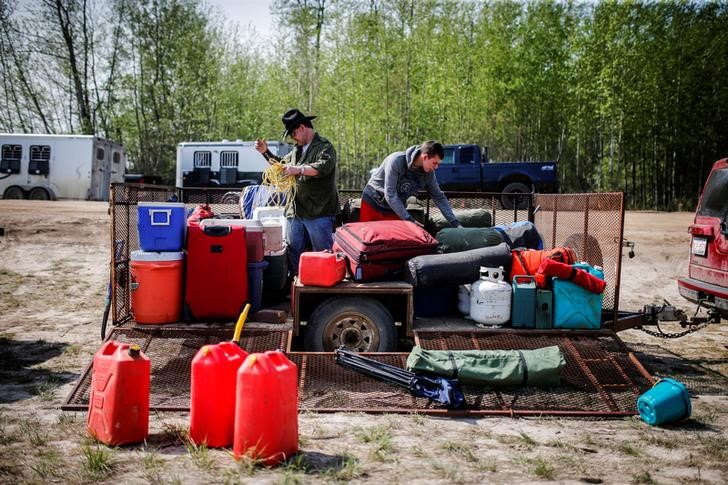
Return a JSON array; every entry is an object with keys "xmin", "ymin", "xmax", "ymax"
[{"xmin": 281, "ymin": 108, "xmax": 317, "ymax": 139}]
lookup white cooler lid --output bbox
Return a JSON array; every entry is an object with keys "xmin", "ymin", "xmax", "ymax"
[
  {"xmin": 131, "ymin": 250, "xmax": 185, "ymax": 261},
  {"xmin": 138, "ymin": 202, "xmax": 185, "ymax": 207},
  {"xmin": 199, "ymin": 219, "xmax": 263, "ymax": 231}
]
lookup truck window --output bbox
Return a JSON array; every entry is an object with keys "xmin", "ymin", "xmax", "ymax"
[
  {"xmin": 460, "ymin": 146, "xmax": 475, "ymax": 163},
  {"xmin": 1, "ymin": 144, "xmax": 22, "ymax": 174},
  {"xmin": 30, "ymin": 145, "xmax": 50, "ymax": 161},
  {"xmin": 220, "ymin": 151, "xmax": 239, "ymax": 168},
  {"xmin": 441, "ymin": 148, "xmax": 455, "ymax": 165},
  {"xmin": 194, "ymin": 151, "xmax": 212, "ymax": 168},
  {"xmin": 697, "ymin": 168, "xmax": 728, "ymax": 218}
]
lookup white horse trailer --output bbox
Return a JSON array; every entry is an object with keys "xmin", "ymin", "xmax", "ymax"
[
  {"xmin": 0, "ymin": 134, "xmax": 126, "ymax": 200},
  {"xmin": 176, "ymin": 140, "xmax": 292, "ymax": 188}
]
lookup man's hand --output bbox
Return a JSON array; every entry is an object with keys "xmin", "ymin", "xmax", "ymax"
[
  {"xmin": 254, "ymin": 138, "xmax": 268, "ymax": 154},
  {"xmin": 283, "ymin": 164, "xmax": 303, "ymax": 177}
]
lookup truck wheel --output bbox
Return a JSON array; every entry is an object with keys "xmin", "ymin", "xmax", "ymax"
[
  {"xmin": 4, "ymin": 186, "xmax": 25, "ymax": 199},
  {"xmin": 304, "ymin": 296, "xmax": 397, "ymax": 352},
  {"xmin": 28, "ymin": 187, "xmax": 50, "ymax": 200},
  {"xmin": 563, "ymin": 233, "xmax": 603, "ymax": 267},
  {"xmin": 500, "ymin": 182, "xmax": 531, "ymax": 210}
]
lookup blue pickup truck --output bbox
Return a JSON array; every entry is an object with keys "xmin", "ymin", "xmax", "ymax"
[{"xmin": 436, "ymin": 144, "xmax": 558, "ymax": 209}]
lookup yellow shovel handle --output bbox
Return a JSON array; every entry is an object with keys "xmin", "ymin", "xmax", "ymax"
[{"xmin": 232, "ymin": 304, "xmax": 251, "ymax": 343}]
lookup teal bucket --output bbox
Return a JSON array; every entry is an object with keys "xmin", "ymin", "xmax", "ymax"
[{"xmin": 637, "ymin": 377, "xmax": 691, "ymax": 426}]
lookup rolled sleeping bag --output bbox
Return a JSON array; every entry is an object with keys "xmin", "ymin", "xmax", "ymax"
[
  {"xmin": 435, "ymin": 227, "xmax": 504, "ymax": 254},
  {"xmin": 428, "ymin": 208, "xmax": 493, "ymax": 233},
  {"xmin": 493, "ymin": 221, "xmax": 543, "ymax": 250},
  {"xmin": 405, "ymin": 242, "xmax": 512, "ymax": 287},
  {"xmin": 406, "ymin": 345, "xmax": 565, "ymax": 388}
]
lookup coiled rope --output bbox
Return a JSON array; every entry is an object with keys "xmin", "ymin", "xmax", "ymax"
[{"xmin": 261, "ymin": 162, "xmax": 296, "ymax": 211}]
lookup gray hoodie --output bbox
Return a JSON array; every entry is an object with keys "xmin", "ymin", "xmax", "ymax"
[{"xmin": 362, "ymin": 145, "xmax": 459, "ymax": 226}]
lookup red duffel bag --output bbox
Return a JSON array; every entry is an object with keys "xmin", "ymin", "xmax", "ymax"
[{"xmin": 333, "ymin": 220, "xmax": 438, "ymax": 282}]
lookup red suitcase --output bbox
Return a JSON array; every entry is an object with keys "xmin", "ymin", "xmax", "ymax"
[
  {"xmin": 299, "ymin": 251, "xmax": 347, "ymax": 287},
  {"xmin": 332, "ymin": 221, "xmax": 438, "ymax": 282},
  {"xmin": 185, "ymin": 224, "xmax": 248, "ymax": 320}
]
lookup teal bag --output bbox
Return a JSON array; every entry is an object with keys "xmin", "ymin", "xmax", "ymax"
[{"xmin": 405, "ymin": 345, "xmax": 565, "ymax": 388}]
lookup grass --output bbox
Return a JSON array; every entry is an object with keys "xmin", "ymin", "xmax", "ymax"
[
  {"xmin": 431, "ymin": 460, "xmax": 464, "ymax": 483},
  {"xmin": 518, "ymin": 456, "xmax": 556, "ymax": 480},
  {"xmin": 32, "ymin": 376, "xmax": 60, "ymax": 402},
  {"xmin": 80, "ymin": 441, "xmax": 116, "ymax": 480},
  {"xmin": 632, "ymin": 470, "xmax": 657, "ymax": 484},
  {"xmin": 142, "ymin": 448, "xmax": 165, "ymax": 482},
  {"xmin": 18, "ymin": 417, "xmax": 47, "ymax": 447},
  {"xmin": 30, "ymin": 447, "xmax": 63, "ymax": 480},
  {"xmin": 186, "ymin": 438, "xmax": 216, "ymax": 470},
  {"xmin": 354, "ymin": 424, "xmax": 395, "ymax": 461},
  {"xmin": 518, "ymin": 431, "xmax": 538, "ymax": 447},
  {"xmin": 320, "ymin": 451, "xmax": 362, "ymax": 482},
  {"xmin": 442, "ymin": 440, "xmax": 478, "ymax": 463},
  {"xmin": 696, "ymin": 433, "xmax": 728, "ymax": 462},
  {"xmin": 618, "ymin": 442, "xmax": 641, "ymax": 457}
]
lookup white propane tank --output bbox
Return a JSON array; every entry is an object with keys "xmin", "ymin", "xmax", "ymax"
[
  {"xmin": 457, "ymin": 284, "xmax": 471, "ymax": 316},
  {"xmin": 470, "ymin": 266, "xmax": 511, "ymax": 326}
]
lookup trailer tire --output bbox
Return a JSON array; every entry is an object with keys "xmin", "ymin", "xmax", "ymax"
[
  {"xmin": 4, "ymin": 186, "xmax": 25, "ymax": 199},
  {"xmin": 500, "ymin": 182, "xmax": 531, "ymax": 210},
  {"xmin": 563, "ymin": 233, "xmax": 603, "ymax": 267},
  {"xmin": 28, "ymin": 187, "xmax": 50, "ymax": 200},
  {"xmin": 304, "ymin": 296, "xmax": 397, "ymax": 352}
]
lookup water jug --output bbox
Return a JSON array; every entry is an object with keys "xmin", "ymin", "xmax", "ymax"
[
  {"xmin": 234, "ymin": 351, "xmax": 298, "ymax": 465},
  {"xmin": 87, "ymin": 341, "xmax": 150, "ymax": 445},
  {"xmin": 553, "ymin": 263, "xmax": 604, "ymax": 329},
  {"xmin": 470, "ymin": 266, "xmax": 511, "ymax": 326},
  {"xmin": 190, "ymin": 342, "xmax": 249, "ymax": 447},
  {"xmin": 511, "ymin": 275, "xmax": 537, "ymax": 328},
  {"xmin": 457, "ymin": 284, "xmax": 471, "ymax": 316}
]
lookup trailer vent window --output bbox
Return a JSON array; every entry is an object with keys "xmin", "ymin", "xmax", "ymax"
[
  {"xmin": 30, "ymin": 145, "xmax": 50, "ymax": 162},
  {"xmin": 220, "ymin": 151, "xmax": 238, "ymax": 168},
  {"xmin": 113, "ymin": 152, "xmax": 121, "ymax": 164},
  {"xmin": 194, "ymin": 151, "xmax": 212, "ymax": 168},
  {"xmin": 0, "ymin": 144, "xmax": 21, "ymax": 174},
  {"xmin": 97, "ymin": 148, "xmax": 105, "ymax": 160}
]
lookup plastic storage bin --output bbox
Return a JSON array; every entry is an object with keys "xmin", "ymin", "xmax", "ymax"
[
  {"xmin": 247, "ymin": 261, "xmax": 269, "ymax": 313},
  {"xmin": 137, "ymin": 202, "xmax": 186, "ymax": 251},
  {"xmin": 511, "ymin": 275, "xmax": 537, "ymax": 328},
  {"xmin": 553, "ymin": 263, "xmax": 604, "ymax": 329},
  {"xmin": 130, "ymin": 250, "xmax": 184, "ymax": 324}
]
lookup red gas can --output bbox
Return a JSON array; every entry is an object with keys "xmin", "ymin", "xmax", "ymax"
[
  {"xmin": 87, "ymin": 341, "xmax": 150, "ymax": 445},
  {"xmin": 233, "ymin": 351, "xmax": 298, "ymax": 464},
  {"xmin": 298, "ymin": 251, "xmax": 347, "ymax": 287},
  {"xmin": 189, "ymin": 342, "xmax": 248, "ymax": 447}
]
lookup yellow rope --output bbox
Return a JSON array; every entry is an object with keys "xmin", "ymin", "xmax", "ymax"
[{"xmin": 261, "ymin": 162, "xmax": 296, "ymax": 211}]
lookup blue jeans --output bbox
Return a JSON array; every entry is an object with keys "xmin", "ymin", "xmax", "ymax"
[{"xmin": 286, "ymin": 216, "xmax": 335, "ymax": 275}]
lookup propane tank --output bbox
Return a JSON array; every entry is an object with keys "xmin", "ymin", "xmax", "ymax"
[
  {"xmin": 470, "ymin": 266, "xmax": 511, "ymax": 326},
  {"xmin": 457, "ymin": 284, "xmax": 471, "ymax": 316}
]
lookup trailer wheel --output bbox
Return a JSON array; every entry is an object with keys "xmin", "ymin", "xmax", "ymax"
[
  {"xmin": 563, "ymin": 233, "xmax": 603, "ymax": 267},
  {"xmin": 4, "ymin": 186, "xmax": 24, "ymax": 199},
  {"xmin": 28, "ymin": 187, "xmax": 50, "ymax": 200},
  {"xmin": 500, "ymin": 182, "xmax": 531, "ymax": 210},
  {"xmin": 304, "ymin": 296, "xmax": 397, "ymax": 352}
]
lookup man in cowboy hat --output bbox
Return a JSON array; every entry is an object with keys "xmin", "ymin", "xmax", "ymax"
[
  {"xmin": 255, "ymin": 108, "xmax": 339, "ymax": 275},
  {"xmin": 361, "ymin": 140, "xmax": 461, "ymax": 227}
]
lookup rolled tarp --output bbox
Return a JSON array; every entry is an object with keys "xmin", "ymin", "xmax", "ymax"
[
  {"xmin": 405, "ymin": 345, "xmax": 565, "ymax": 388},
  {"xmin": 405, "ymin": 242, "xmax": 512, "ymax": 287},
  {"xmin": 435, "ymin": 227, "xmax": 504, "ymax": 254}
]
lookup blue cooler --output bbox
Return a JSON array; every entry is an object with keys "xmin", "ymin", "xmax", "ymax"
[
  {"xmin": 247, "ymin": 260, "xmax": 269, "ymax": 313},
  {"xmin": 137, "ymin": 202, "xmax": 186, "ymax": 251},
  {"xmin": 552, "ymin": 263, "xmax": 604, "ymax": 329}
]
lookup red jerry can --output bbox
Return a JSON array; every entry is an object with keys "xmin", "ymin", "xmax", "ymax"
[
  {"xmin": 87, "ymin": 341, "xmax": 150, "ymax": 445},
  {"xmin": 233, "ymin": 351, "xmax": 298, "ymax": 464},
  {"xmin": 189, "ymin": 342, "xmax": 248, "ymax": 447},
  {"xmin": 298, "ymin": 251, "xmax": 347, "ymax": 287}
]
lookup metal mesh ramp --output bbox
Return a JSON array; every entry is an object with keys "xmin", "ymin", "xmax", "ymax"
[{"xmin": 62, "ymin": 326, "xmax": 292, "ymax": 411}]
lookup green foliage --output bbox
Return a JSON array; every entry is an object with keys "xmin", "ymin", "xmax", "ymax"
[{"xmin": 1, "ymin": 0, "xmax": 727, "ymax": 207}]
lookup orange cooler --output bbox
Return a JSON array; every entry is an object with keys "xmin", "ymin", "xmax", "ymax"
[
  {"xmin": 87, "ymin": 341, "xmax": 150, "ymax": 445},
  {"xmin": 130, "ymin": 250, "xmax": 184, "ymax": 324}
]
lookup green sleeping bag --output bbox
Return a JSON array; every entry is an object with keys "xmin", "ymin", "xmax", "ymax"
[
  {"xmin": 436, "ymin": 227, "xmax": 504, "ymax": 253},
  {"xmin": 405, "ymin": 345, "xmax": 565, "ymax": 388}
]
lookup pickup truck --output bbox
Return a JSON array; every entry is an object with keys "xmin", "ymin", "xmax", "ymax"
[{"xmin": 436, "ymin": 144, "xmax": 558, "ymax": 209}]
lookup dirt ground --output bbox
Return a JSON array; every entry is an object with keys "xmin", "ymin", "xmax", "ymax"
[{"xmin": 0, "ymin": 200, "xmax": 726, "ymax": 484}]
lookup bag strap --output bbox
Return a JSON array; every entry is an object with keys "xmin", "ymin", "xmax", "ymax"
[
  {"xmin": 514, "ymin": 249, "xmax": 531, "ymax": 276},
  {"xmin": 447, "ymin": 351, "xmax": 459, "ymax": 379},
  {"xmin": 517, "ymin": 350, "xmax": 528, "ymax": 386}
]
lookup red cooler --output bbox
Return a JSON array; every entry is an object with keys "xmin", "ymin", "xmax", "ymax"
[
  {"xmin": 130, "ymin": 250, "xmax": 184, "ymax": 324},
  {"xmin": 185, "ymin": 224, "xmax": 248, "ymax": 320}
]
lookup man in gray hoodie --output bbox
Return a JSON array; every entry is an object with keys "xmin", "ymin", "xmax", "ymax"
[{"xmin": 361, "ymin": 140, "xmax": 461, "ymax": 227}]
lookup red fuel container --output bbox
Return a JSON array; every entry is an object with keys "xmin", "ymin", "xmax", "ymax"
[
  {"xmin": 189, "ymin": 342, "xmax": 248, "ymax": 447},
  {"xmin": 233, "ymin": 351, "xmax": 298, "ymax": 464},
  {"xmin": 298, "ymin": 251, "xmax": 347, "ymax": 287},
  {"xmin": 87, "ymin": 341, "xmax": 150, "ymax": 445}
]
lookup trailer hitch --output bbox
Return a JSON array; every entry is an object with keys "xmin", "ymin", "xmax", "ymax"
[{"xmin": 638, "ymin": 299, "xmax": 721, "ymax": 338}]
